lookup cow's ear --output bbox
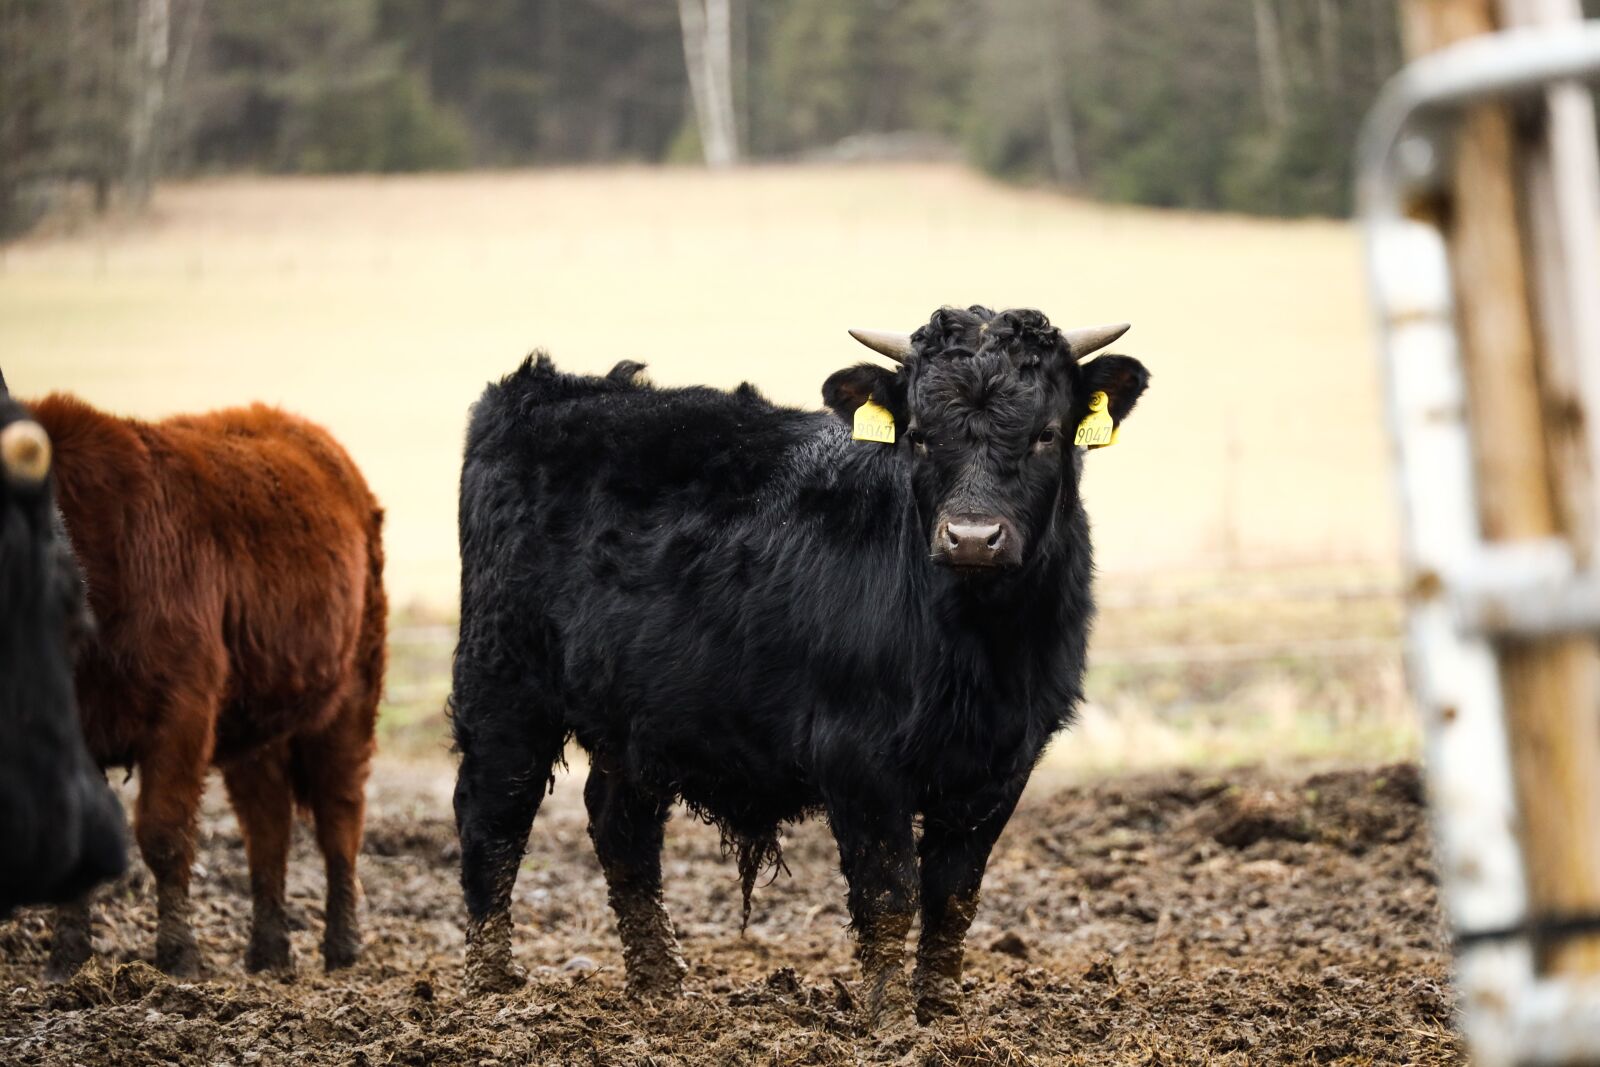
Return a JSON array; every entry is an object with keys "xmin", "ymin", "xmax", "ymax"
[
  {"xmin": 822, "ymin": 363, "xmax": 907, "ymax": 425},
  {"xmin": 1073, "ymin": 354, "xmax": 1149, "ymax": 428}
]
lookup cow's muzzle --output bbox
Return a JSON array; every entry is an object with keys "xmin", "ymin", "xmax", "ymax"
[{"xmin": 932, "ymin": 514, "xmax": 1021, "ymax": 570}]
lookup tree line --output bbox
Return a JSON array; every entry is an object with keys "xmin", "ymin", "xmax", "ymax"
[{"xmin": 1, "ymin": 0, "xmax": 1446, "ymax": 235}]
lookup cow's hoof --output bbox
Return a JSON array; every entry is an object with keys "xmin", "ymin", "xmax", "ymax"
[
  {"xmin": 625, "ymin": 982, "xmax": 684, "ymax": 1001},
  {"xmin": 912, "ymin": 972, "xmax": 962, "ymax": 1024},
  {"xmin": 464, "ymin": 911, "xmax": 522, "ymax": 995},
  {"xmin": 466, "ymin": 957, "xmax": 527, "ymax": 996},
  {"xmin": 245, "ymin": 935, "xmax": 293, "ymax": 975},
  {"xmin": 623, "ymin": 945, "xmax": 688, "ymax": 1001},
  {"xmin": 155, "ymin": 936, "xmax": 202, "ymax": 979},
  {"xmin": 862, "ymin": 1004, "xmax": 921, "ymax": 1059},
  {"xmin": 860, "ymin": 972, "xmax": 918, "ymax": 1037},
  {"xmin": 322, "ymin": 931, "xmax": 360, "ymax": 972},
  {"xmin": 624, "ymin": 974, "xmax": 685, "ymax": 1001},
  {"xmin": 46, "ymin": 905, "xmax": 93, "ymax": 982},
  {"xmin": 44, "ymin": 944, "xmax": 91, "ymax": 984},
  {"xmin": 865, "ymin": 1002, "xmax": 918, "ymax": 1036}
]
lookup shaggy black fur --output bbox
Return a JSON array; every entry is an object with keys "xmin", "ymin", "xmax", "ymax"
[
  {"xmin": 0, "ymin": 383, "xmax": 126, "ymax": 919},
  {"xmin": 451, "ymin": 306, "xmax": 1149, "ymax": 1023}
]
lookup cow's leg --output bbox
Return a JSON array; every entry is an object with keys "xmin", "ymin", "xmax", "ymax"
[
  {"xmin": 45, "ymin": 775, "xmax": 120, "ymax": 980},
  {"xmin": 221, "ymin": 747, "xmax": 295, "ymax": 972},
  {"xmin": 583, "ymin": 756, "xmax": 684, "ymax": 998},
  {"xmin": 45, "ymin": 895, "xmax": 95, "ymax": 981},
  {"xmin": 293, "ymin": 718, "xmax": 374, "ymax": 973},
  {"xmin": 135, "ymin": 710, "xmax": 217, "ymax": 978},
  {"xmin": 453, "ymin": 695, "xmax": 562, "ymax": 995},
  {"xmin": 912, "ymin": 780, "xmax": 1026, "ymax": 1022},
  {"xmin": 828, "ymin": 799, "xmax": 920, "ymax": 1032}
]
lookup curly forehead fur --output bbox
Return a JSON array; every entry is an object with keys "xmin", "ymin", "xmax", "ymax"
[
  {"xmin": 910, "ymin": 305, "xmax": 1072, "ymax": 369},
  {"xmin": 900, "ymin": 307, "xmax": 1073, "ymax": 434}
]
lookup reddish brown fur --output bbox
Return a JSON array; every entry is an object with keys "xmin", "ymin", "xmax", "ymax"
[{"xmin": 28, "ymin": 394, "xmax": 386, "ymax": 978}]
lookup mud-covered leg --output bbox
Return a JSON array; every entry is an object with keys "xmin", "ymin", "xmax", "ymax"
[
  {"xmin": 453, "ymin": 685, "xmax": 562, "ymax": 995},
  {"xmin": 912, "ymin": 780, "xmax": 1026, "ymax": 1022},
  {"xmin": 829, "ymin": 798, "xmax": 920, "ymax": 1033},
  {"xmin": 221, "ymin": 748, "xmax": 295, "ymax": 972},
  {"xmin": 313, "ymin": 801, "xmax": 364, "ymax": 973},
  {"xmin": 45, "ymin": 895, "xmax": 94, "ymax": 981},
  {"xmin": 294, "ymin": 719, "xmax": 375, "ymax": 972},
  {"xmin": 44, "ymin": 773, "xmax": 125, "ymax": 980},
  {"xmin": 584, "ymin": 757, "xmax": 685, "ymax": 998},
  {"xmin": 136, "ymin": 712, "xmax": 216, "ymax": 978}
]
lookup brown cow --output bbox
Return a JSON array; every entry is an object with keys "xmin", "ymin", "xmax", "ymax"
[{"xmin": 27, "ymin": 395, "xmax": 386, "ymax": 979}]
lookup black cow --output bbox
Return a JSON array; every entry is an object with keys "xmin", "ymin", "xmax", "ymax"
[
  {"xmin": 451, "ymin": 306, "xmax": 1149, "ymax": 1029},
  {"xmin": 0, "ymin": 371, "xmax": 127, "ymax": 921}
]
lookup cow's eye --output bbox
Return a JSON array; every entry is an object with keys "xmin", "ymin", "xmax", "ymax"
[
  {"xmin": 1035, "ymin": 428, "xmax": 1057, "ymax": 446},
  {"xmin": 908, "ymin": 428, "xmax": 928, "ymax": 447}
]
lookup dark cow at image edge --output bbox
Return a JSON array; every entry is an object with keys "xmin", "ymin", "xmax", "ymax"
[
  {"xmin": 450, "ymin": 304, "xmax": 1150, "ymax": 1031},
  {"xmin": 0, "ymin": 369, "xmax": 127, "ymax": 920}
]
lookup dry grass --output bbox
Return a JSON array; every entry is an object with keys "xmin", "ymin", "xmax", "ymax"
[
  {"xmin": 374, "ymin": 573, "xmax": 1419, "ymax": 775},
  {"xmin": 0, "ymin": 163, "xmax": 1395, "ymax": 610}
]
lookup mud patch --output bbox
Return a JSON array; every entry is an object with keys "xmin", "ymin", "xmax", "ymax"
[{"xmin": 0, "ymin": 761, "xmax": 1462, "ymax": 1065}]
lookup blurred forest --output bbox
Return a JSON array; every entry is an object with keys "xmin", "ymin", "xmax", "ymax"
[{"xmin": 1, "ymin": 0, "xmax": 1571, "ymax": 237}]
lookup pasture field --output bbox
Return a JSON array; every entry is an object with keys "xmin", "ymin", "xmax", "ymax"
[
  {"xmin": 0, "ymin": 163, "xmax": 1395, "ymax": 610},
  {"xmin": 0, "ymin": 759, "xmax": 1460, "ymax": 1065}
]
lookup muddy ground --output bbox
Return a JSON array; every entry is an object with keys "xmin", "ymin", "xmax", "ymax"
[{"xmin": 0, "ymin": 760, "xmax": 1461, "ymax": 1065}]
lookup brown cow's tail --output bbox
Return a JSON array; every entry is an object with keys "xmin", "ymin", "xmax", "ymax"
[{"xmin": 353, "ymin": 506, "xmax": 388, "ymax": 747}]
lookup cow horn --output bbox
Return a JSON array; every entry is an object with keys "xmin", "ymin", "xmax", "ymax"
[
  {"xmin": 1062, "ymin": 323, "xmax": 1131, "ymax": 360},
  {"xmin": 0, "ymin": 420, "xmax": 51, "ymax": 485},
  {"xmin": 848, "ymin": 328, "xmax": 913, "ymax": 365}
]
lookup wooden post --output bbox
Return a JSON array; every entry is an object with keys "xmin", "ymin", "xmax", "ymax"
[
  {"xmin": 1401, "ymin": 0, "xmax": 1600, "ymax": 976},
  {"xmin": 1500, "ymin": 0, "xmax": 1600, "ymax": 556}
]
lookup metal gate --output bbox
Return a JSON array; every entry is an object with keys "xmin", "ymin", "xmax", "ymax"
[{"xmin": 1361, "ymin": 21, "xmax": 1600, "ymax": 1065}]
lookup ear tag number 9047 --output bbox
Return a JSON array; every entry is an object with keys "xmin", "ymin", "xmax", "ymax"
[
  {"xmin": 853, "ymin": 400, "xmax": 896, "ymax": 444},
  {"xmin": 1074, "ymin": 391, "xmax": 1116, "ymax": 449}
]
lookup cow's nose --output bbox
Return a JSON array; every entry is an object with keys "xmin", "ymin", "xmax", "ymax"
[{"xmin": 937, "ymin": 515, "xmax": 1015, "ymax": 568}]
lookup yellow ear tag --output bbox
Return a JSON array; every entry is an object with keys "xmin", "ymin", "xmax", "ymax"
[
  {"xmin": 1074, "ymin": 391, "xmax": 1116, "ymax": 449},
  {"xmin": 853, "ymin": 399, "xmax": 896, "ymax": 444}
]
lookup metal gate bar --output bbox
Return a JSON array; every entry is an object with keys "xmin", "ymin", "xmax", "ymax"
[{"xmin": 1359, "ymin": 22, "xmax": 1600, "ymax": 1066}]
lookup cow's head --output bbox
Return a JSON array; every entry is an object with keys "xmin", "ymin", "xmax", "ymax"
[{"xmin": 823, "ymin": 306, "xmax": 1148, "ymax": 575}]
